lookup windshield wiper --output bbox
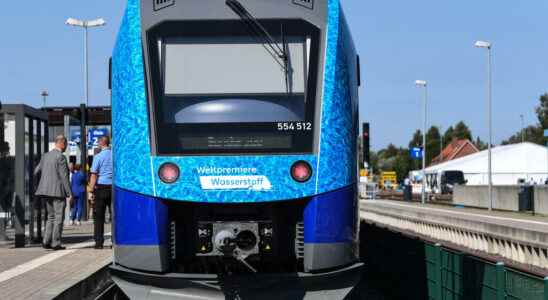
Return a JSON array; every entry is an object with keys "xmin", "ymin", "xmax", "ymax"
[{"xmin": 225, "ymin": 0, "xmax": 292, "ymax": 93}]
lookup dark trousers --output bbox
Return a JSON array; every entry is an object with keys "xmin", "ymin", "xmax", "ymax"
[
  {"xmin": 94, "ymin": 187, "xmax": 112, "ymax": 246},
  {"xmin": 33, "ymin": 197, "xmax": 45, "ymax": 240}
]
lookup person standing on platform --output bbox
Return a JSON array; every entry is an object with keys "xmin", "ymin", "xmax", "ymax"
[
  {"xmin": 87, "ymin": 136, "xmax": 113, "ymax": 249},
  {"xmin": 34, "ymin": 135, "xmax": 73, "ymax": 250},
  {"xmin": 69, "ymin": 164, "xmax": 86, "ymax": 226},
  {"xmin": 404, "ymin": 177, "xmax": 412, "ymax": 201}
]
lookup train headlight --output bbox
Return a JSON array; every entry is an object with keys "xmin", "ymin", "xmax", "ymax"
[
  {"xmin": 291, "ymin": 161, "xmax": 312, "ymax": 183},
  {"xmin": 158, "ymin": 163, "xmax": 180, "ymax": 184}
]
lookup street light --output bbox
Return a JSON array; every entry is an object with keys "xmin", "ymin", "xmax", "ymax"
[
  {"xmin": 439, "ymin": 125, "xmax": 443, "ymax": 159},
  {"xmin": 65, "ymin": 18, "xmax": 106, "ymax": 107},
  {"xmin": 40, "ymin": 90, "xmax": 49, "ymax": 108},
  {"xmin": 415, "ymin": 79, "xmax": 428, "ymax": 205},
  {"xmin": 474, "ymin": 40, "xmax": 493, "ymax": 211}
]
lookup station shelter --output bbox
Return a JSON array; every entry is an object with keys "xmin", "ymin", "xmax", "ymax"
[
  {"xmin": 0, "ymin": 104, "xmax": 111, "ymax": 247},
  {"xmin": 0, "ymin": 104, "xmax": 49, "ymax": 247}
]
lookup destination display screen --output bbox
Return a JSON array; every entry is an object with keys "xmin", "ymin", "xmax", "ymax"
[{"xmin": 180, "ymin": 135, "xmax": 292, "ymax": 150}]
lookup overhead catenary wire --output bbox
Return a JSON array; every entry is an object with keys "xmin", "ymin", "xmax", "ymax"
[{"xmin": 225, "ymin": 0, "xmax": 289, "ymax": 72}]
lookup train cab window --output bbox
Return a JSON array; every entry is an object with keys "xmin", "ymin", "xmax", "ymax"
[
  {"xmin": 146, "ymin": 20, "xmax": 320, "ymax": 155},
  {"xmin": 162, "ymin": 36, "xmax": 309, "ymax": 124}
]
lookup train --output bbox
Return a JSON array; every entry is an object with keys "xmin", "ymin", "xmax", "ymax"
[{"xmin": 110, "ymin": 0, "xmax": 362, "ymax": 298}]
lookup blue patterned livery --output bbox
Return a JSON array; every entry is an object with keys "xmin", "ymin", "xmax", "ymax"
[{"xmin": 110, "ymin": 0, "xmax": 362, "ymax": 297}]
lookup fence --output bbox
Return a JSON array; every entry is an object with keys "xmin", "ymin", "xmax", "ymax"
[{"xmin": 425, "ymin": 243, "xmax": 547, "ymax": 300}]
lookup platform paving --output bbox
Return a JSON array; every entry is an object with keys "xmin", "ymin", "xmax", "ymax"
[{"xmin": 0, "ymin": 222, "xmax": 112, "ymax": 300}]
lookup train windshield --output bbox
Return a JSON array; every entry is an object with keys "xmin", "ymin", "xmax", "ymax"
[
  {"xmin": 162, "ymin": 37, "xmax": 309, "ymax": 124},
  {"xmin": 146, "ymin": 19, "xmax": 320, "ymax": 155}
]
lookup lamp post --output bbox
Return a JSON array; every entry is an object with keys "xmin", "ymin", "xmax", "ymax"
[
  {"xmin": 65, "ymin": 18, "xmax": 106, "ymax": 107},
  {"xmin": 439, "ymin": 125, "xmax": 443, "ymax": 160},
  {"xmin": 474, "ymin": 40, "xmax": 493, "ymax": 211},
  {"xmin": 415, "ymin": 80, "xmax": 428, "ymax": 205},
  {"xmin": 41, "ymin": 91, "xmax": 49, "ymax": 108}
]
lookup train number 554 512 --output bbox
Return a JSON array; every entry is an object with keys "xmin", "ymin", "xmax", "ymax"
[{"xmin": 277, "ymin": 122, "xmax": 312, "ymax": 131}]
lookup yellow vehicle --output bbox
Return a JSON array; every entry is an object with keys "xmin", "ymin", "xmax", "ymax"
[{"xmin": 379, "ymin": 171, "xmax": 397, "ymax": 190}]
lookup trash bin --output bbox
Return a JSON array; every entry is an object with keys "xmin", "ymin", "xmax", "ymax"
[{"xmin": 518, "ymin": 185, "xmax": 534, "ymax": 212}]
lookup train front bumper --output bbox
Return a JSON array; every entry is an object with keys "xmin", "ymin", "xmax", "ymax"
[{"xmin": 110, "ymin": 262, "xmax": 364, "ymax": 299}]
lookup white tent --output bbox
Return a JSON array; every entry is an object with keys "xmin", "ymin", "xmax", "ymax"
[{"xmin": 424, "ymin": 142, "xmax": 548, "ymax": 185}]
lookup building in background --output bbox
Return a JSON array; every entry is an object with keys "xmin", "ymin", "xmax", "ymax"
[
  {"xmin": 425, "ymin": 143, "xmax": 548, "ymax": 185},
  {"xmin": 44, "ymin": 106, "xmax": 111, "ymax": 165},
  {"xmin": 430, "ymin": 139, "xmax": 479, "ymax": 166}
]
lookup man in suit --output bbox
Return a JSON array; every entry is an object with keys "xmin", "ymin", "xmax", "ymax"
[{"xmin": 34, "ymin": 135, "xmax": 73, "ymax": 250}]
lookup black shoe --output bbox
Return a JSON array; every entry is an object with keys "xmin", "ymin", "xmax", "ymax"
[
  {"xmin": 52, "ymin": 245, "xmax": 66, "ymax": 251},
  {"xmin": 42, "ymin": 244, "xmax": 52, "ymax": 249},
  {"xmin": 94, "ymin": 245, "xmax": 103, "ymax": 249}
]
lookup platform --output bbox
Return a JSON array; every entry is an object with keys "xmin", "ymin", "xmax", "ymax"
[
  {"xmin": 0, "ymin": 222, "xmax": 112, "ymax": 300},
  {"xmin": 360, "ymin": 199, "xmax": 548, "ymax": 275}
]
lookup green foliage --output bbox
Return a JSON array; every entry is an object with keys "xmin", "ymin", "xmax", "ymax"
[
  {"xmin": 372, "ymin": 121, "xmax": 477, "ymax": 180},
  {"xmin": 406, "ymin": 130, "xmax": 423, "ymax": 170},
  {"xmin": 501, "ymin": 125, "xmax": 544, "ymax": 145},
  {"xmin": 474, "ymin": 136, "xmax": 488, "ymax": 150},
  {"xmin": 376, "ymin": 145, "xmax": 412, "ymax": 183},
  {"xmin": 442, "ymin": 122, "xmax": 472, "ymax": 146},
  {"xmin": 442, "ymin": 126, "xmax": 454, "ymax": 148},
  {"xmin": 368, "ymin": 150, "xmax": 379, "ymax": 174},
  {"xmin": 408, "ymin": 129, "xmax": 422, "ymax": 148},
  {"xmin": 393, "ymin": 151, "xmax": 411, "ymax": 183},
  {"xmin": 426, "ymin": 126, "xmax": 441, "ymax": 166},
  {"xmin": 453, "ymin": 121, "xmax": 472, "ymax": 141},
  {"xmin": 502, "ymin": 93, "xmax": 548, "ymax": 146},
  {"xmin": 371, "ymin": 92, "xmax": 548, "ymax": 181},
  {"xmin": 382, "ymin": 143, "xmax": 399, "ymax": 158},
  {"xmin": 536, "ymin": 93, "xmax": 548, "ymax": 128}
]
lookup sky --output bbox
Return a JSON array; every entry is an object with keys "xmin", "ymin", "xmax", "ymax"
[{"xmin": 1, "ymin": 1, "xmax": 547, "ymax": 150}]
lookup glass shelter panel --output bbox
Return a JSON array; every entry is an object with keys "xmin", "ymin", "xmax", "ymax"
[{"xmin": 0, "ymin": 114, "xmax": 16, "ymax": 220}]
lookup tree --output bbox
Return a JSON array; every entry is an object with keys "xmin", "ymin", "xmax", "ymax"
[
  {"xmin": 502, "ymin": 93, "xmax": 548, "ymax": 146},
  {"xmin": 407, "ymin": 130, "xmax": 422, "ymax": 170},
  {"xmin": 474, "ymin": 136, "xmax": 488, "ymax": 150},
  {"xmin": 382, "ymin": 143, "xmax": 399, "ymax": 158},
  {"xmin": 453, "ymin": 121, "xmax": 473, "ymax": 141},
  {"xmin": 443, "ymin": 126, "xmax": 454, "ymax": 147},
  {"xmin": 376, "ymin": 145, "xmax": 413, "ymax": 183},
  {"xmin": 368, "ymin": 150, "xmax": 379, "ymax": 174},
  {"xmin": 408, "ymin": 129, "xmax": 422, "ymax": 148},
  {"xmin": 536, "ymin": 93, "xmax": 548, "ymax": 129},
  {"xmin": 393, "ymin": 148, "xmax": 412, "ymax": 183},
  {"xmin": 426, "ymin": 126, "xmax": 441, "ymax": 165},
  {"xmin": 502, "ymin": 125, "xmax": 544, "ymax": 145}
]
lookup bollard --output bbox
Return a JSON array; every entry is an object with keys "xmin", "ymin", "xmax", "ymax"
[{"xmin": 496, "ymin": 262, "xmax": 505, "ymax": 300}]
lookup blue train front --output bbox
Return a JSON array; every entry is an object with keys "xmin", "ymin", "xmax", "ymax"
[{"xmin": 110, "ymin": 0, "xmax": 361, "ymax": 297}]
